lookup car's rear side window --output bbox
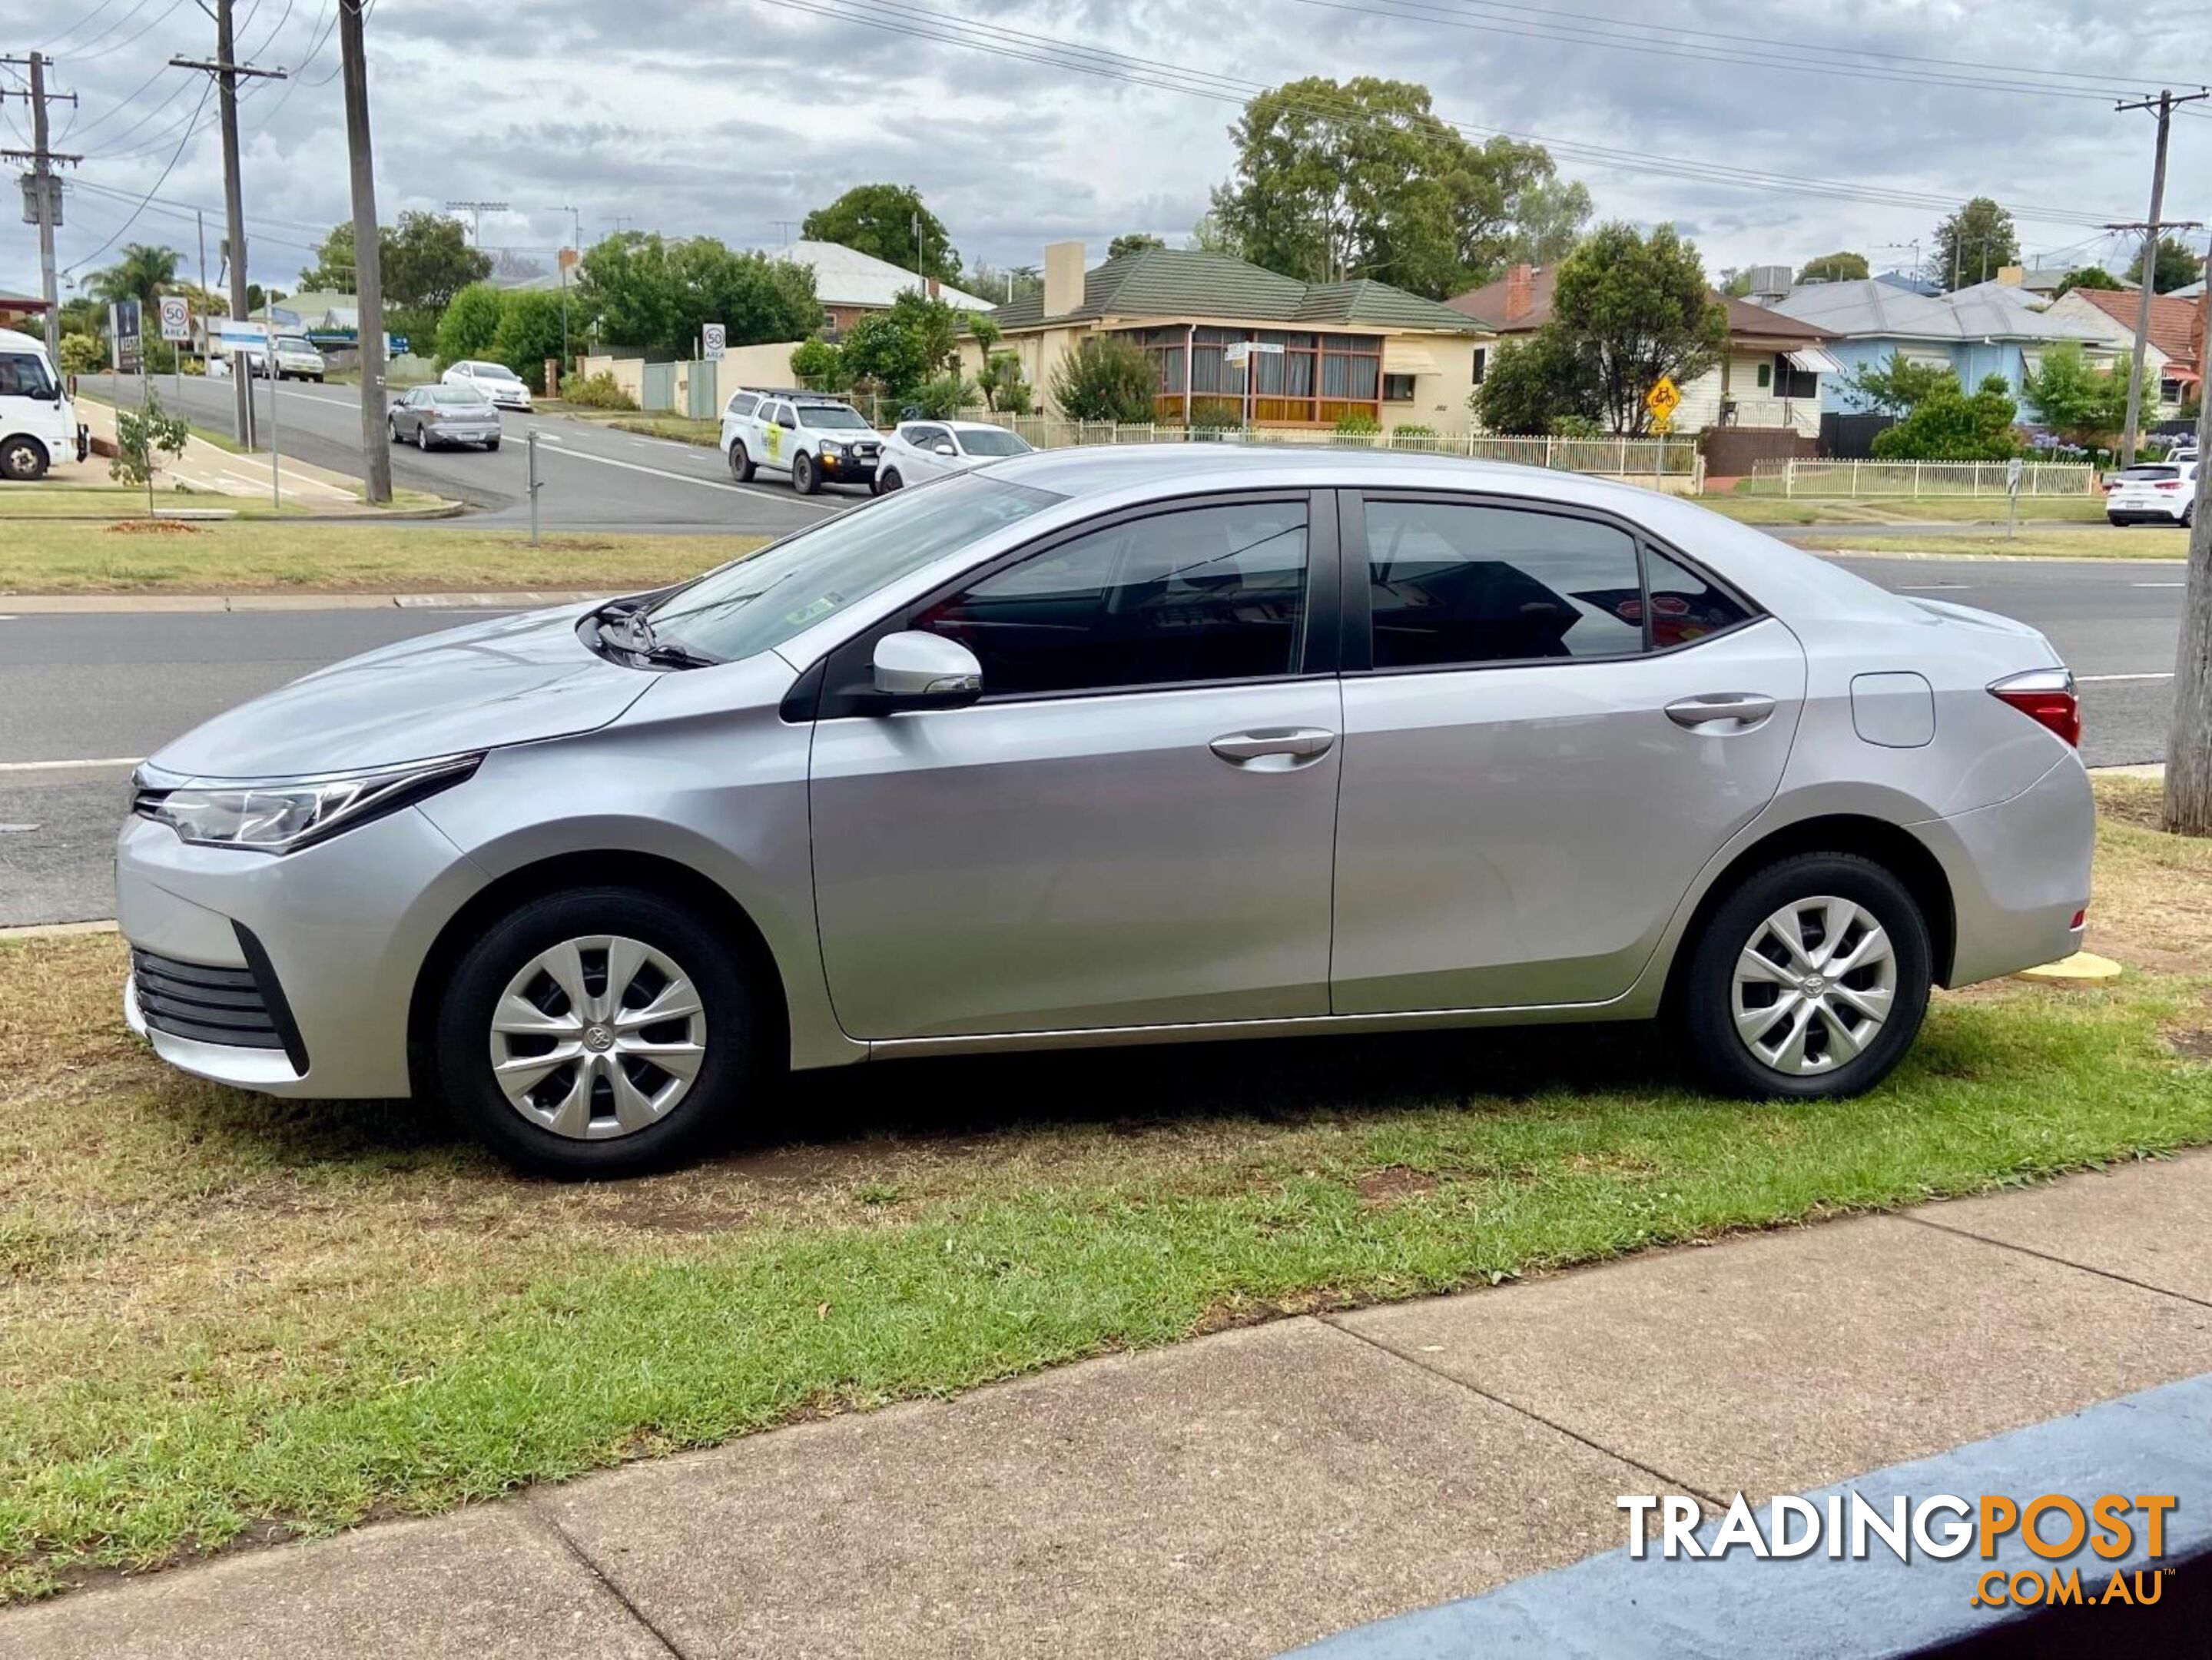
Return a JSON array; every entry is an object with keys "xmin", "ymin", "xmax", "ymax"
[
  {"xmin": 1364, "ymin": 500, "xmax": 1643, "ymax": 669},
  {"xmin": 728, "ymin": 393, "xmax": 758, "ymax": 417},
  {"xmin": 1643, "ymin": 546, "xmax": 1753, "ymax": 648},
  {"xmin": 914, "ymin": 500, "xmax": 1310, "ymax": 698}
]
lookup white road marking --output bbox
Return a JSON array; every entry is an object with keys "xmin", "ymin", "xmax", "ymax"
[
  {"xmin": 0, "ymin": 824, "xmax": 40, "ymax": 833},
  {"xmin": 0, "ymin": 756, "xmax": 143, "ymax": 773},
  {"xmin": 2077, "ymin": 672, "xmax": 2174, "ymax": 683},
  {"xmin": 1897, "ymin": 583, "xmax": 1970, "ymax": 591},
  {"xmin": 2131, "ymin": 582, "xmax": 2184, "ymax": 588},
  {"xmin": 546, "ymin": 441, "xmax": 843, "ymax": 510}
]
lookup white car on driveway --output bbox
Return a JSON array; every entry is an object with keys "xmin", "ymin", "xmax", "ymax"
[
  {"xmin": 2106, "ymin": 456, "xmax": 2198, "ymax": 527},
  {"xmin": 442, "ymin": 360, "xmax": 534, "ymax": 411},
  {"xmin": 875, "ymin": 419, "xmax": 1033, "ymax": 493},
  {"xmin": 719, "ymin": 389, "xmax": 884, "ymax": 494}
]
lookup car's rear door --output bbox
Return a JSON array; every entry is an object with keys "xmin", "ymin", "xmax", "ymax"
[
  {"xmin": 1329, "ymin": 490, "xmax": 1806, "ymax": 1014},
  {"xmin": 808, "ymin": 491, "xmax": 1345, "ymax": 1041}
]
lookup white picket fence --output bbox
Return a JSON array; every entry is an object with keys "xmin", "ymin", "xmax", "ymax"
[
  {"xmin": 963, "ymin": 414, "xmax": 1702, "ymax": 483},
  {"xmin": 1746, "ymin": 458, "xmax": 2098, "ymax": 498}
]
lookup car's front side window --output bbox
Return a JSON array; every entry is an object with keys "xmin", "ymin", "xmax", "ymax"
[
  {"xmin": 1363, "ymin": 500, "xmax": 1643, "ymax": 669},
  {"xmin": 912, "ymin": 500, "xmax": 1311, "ymax": 699}
]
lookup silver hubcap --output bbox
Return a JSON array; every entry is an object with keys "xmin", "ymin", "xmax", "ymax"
[
  {"xmin": 1732, "ymin": 896, "xmax": 1897, "ymax": 1077},
  {"xmin": 488, "ymin": 935, "xmax": 707, "ymax": 1140}
]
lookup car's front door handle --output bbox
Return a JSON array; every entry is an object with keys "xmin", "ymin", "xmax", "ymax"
[
  {"xmin": 1665, "ymin": 693, "xmax": 1777, "ymax": 732},
  {"xmin": 1209, "ymin": 727, "xmax": 1338, "ymax": 767}
]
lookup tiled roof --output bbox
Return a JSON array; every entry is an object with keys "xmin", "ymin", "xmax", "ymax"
[
  {"xmin": 1765, "ymin": 279, "xmax": 2113, "ymax": 346},
  {"xmin": 1444, "ymin": 267, "xmax": 1832, "ymax": 343},
  {"xmin": 2064, "ymin": 286, "xmax": 2206, "ymax": 369},
  {"xmin": 990, "ymin": 248, "xmax": 1484, "ymax": 334}
]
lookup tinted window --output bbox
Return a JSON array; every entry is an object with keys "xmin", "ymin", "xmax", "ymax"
[
  {"xmin": 1643, "ymin": 547, "xmax": 1754, "ymax": 648},
  {"xmin": 728, "ymin": 393, "xmax": 758, "ymax": 417},
  {"xmin": 915, "ymin": 500, "xmax": 1308, "ymax": 697},
  {"xmin": 1365, "ymin": 501, "xmax": 1641, "ymax": 669},
  {"xmin": 648, "ymin": 473, "xmax": 1063, "ymax": 663},
  {"xmin": 904, "ymin": 424, "xmax": 945, "ymax": 447},
  {"xmin": 957, "ymin": 428, "xmax": 1029, "ymax": 456},
  {"xmin": 0, "ymin": 354, "xmax": 55, "ymax": 398}
]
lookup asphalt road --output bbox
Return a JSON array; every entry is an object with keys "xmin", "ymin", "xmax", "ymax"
[
  {"xmin": 85, "ymin": 372, "xmax": 848, "ymax": 536},
  {"xmin": 0, "ymin": 554, "xmax": 2183, "ymax": 928}
]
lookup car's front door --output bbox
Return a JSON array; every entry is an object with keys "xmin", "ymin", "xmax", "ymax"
[
  {"xmin": 1330, "ymin": 493, "xmax": 1806, "ymax": 1014},
  {"xmin": 808, "ymin": 493, "xmax": 1345, "ymax": 1041}
]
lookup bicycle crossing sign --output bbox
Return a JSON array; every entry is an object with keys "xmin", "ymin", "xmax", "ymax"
[{"xmin": 1644, "ymin": 375, "xmax": 1682, "ymax": 423}]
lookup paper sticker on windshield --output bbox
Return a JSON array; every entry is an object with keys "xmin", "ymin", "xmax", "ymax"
[{"xmin": 783, "ymin": 593, "xmax": 841, "ymax": 627}]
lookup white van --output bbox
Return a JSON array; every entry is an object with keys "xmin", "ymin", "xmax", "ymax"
[{"xmin": 0, "ymin": 327, "xmax": 86, "ymax": 481}]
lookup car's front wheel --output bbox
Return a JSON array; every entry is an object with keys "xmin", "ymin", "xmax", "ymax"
[
  {"xmin": 1681, "ymin": 852, "xmax": 1931, "ymax": 1100},
  {"xmin": 878, "ymin": 466, "xmax": 903, "ymax": 493},
  {"xmin": 792, "ymin": 451, "xmax": 818, "ymax": 495},
  {"xmin": 435, "ymin": 887, "xmax": 765, "ymax": 1176},
  {"xmin": 0, "ymin": 435, "xmax": 49, "ymax": 480}
]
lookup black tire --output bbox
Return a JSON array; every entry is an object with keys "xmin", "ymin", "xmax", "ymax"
[
  {"xmin": 416, "ymin": 426, "xmax": 432, "ymax": 451},
  {"xmin": 435, "ymin": 886, "xmax": 768, "ymax": 1177},
  {"xmin": 879, "ymin": 467, "xmax": 903, "ymax": 493},
  {"xmin": 728, "ymin": 440, "xmax": 754, "ymax": 483},
  {"xmin": 0, "ymin": 435, "xmax": 49, "ymax": 481},
  {"xmin": 387, "ymin": 418, "xmax": 400, "ymax": 444},
  {"xmin": 1680, "ymin": 852, "xmax": 1932, "ymax": 1101},
  {"xmin": 792, "ymin": 451, "xmax": 818, "ymax": 495},
  {"xmin": 485, "ymin": 439, "xmax": 500, "ymax": 452}
]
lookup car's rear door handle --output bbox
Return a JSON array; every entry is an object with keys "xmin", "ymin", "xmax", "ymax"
[
  {"xmin": 1665, "ymin": 693, "xmax": 1777, "ymax": 732},
  {"xmin": 1209, "ymin": 727, "xmax": 1338, "ymax": 766}
]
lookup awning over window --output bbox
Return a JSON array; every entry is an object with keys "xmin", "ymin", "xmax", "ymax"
[
  {"xmin": 1785, "ymin": 346, "xmax": 1847, "ymax": 375},
  {"xmin": 1381, "ymin": 342, "xmax": 1441, "ymax": 376}
]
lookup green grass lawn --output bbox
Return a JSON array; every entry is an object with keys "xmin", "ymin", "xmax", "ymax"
[
  {"xmin": 0, "ymin": 521, "xmax": 761, "ymax": 594},
  {"xmin": 1, "ymin": 779, "xmax": 2207, "ymax": 1602},
  {"xmin": 1787, "ymin": 526, "xmax": 2190, "ymax": 560},
  {"xmin": 1707, "ymin": 495, "xmax": 2108, "ymax": 527},
  {"xmin": 607, "ymin": 415, "xmax": 721, "ymax": 447}
]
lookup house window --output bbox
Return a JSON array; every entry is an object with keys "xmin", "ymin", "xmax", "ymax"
[
  {"xmin": 1471, "ymin": 347, "xmax": 1487, "ymax": 386},
  {"xmin": 2161, "ymin": 378, "xmax": 2183, "ymax": 404},
  {"xmin": 1383, "ymin": 373, "xmax": 1418, "ymax": 403},
  {"xmin": 1773, "ymin": 354, "xmax": 1819, "ymax": 400},
  {"xmin": 821, "ymin": 310, "xmax": 839, "ymax": 337}
]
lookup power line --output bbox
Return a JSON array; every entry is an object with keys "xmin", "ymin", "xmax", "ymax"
[
  {"xmin": 61, "ymin": 78, "xmax": 211, "ymax": 274},
  {"xmin": 766, "ymin": 0, "xmax": 2130, "ymax": 229},
  {"xmin": 36, "ymin": 0, "xmax": 128, "ymax": 55}
]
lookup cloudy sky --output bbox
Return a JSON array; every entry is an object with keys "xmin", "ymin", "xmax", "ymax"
[{"xmin": 6, "ymin": 0, "xmax": 2210, "ymax": 300}]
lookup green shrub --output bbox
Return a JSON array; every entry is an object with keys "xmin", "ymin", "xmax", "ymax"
[
  {"xmin": 1048, "ymin": 335, "xmax": 1159, "ymax": 423},
  {"xmin": 1392, "ymin": 422, "xmax": 1438, "ymax": 438},
  {"xmin": 912, "ymin": 371, "xmax": 976, "ymax": 420},
  {"xmin": 58, "ymin": 334, "xmax": 105, "ymax": 377},
  {"xmin": 1334, "ymin": 409, "xmax": 1381, "ymax": 434},
  {"xmin": 558, "ymin": 370, "xmax": 638, "ymax": 410},
  {"xmin": 789, "ymin": 335, "xmax": 847, "ymax": 391}
]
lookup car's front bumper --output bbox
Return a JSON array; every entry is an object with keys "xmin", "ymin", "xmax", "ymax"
[
  {"xmin": 115, "ymin": 806, "xmax": 486, "ymax": 1097},
  {"xmin": 817, "ymin": 450, "xmax": 878, "ymax": 482},
  {"xmin": 488, "ymin": 393, "xmax": 532, "ymax": 410}
]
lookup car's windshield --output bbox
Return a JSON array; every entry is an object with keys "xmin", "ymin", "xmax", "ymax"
[
  {"xmin": 957, "ymin": 428, "xmax": 1030, "ymax": 457},
  {"xmin": 799, "ymin": 404, "xmax": 871, "ymax": 430},
  {"xmin": 648, "ymin": 473, "xmax": 1064, "ymax": 662},
  {"xmin": 275, "ymin": 336, "xmax": 314, "ymax": 352},
  {"xmin": 476, "ymin": 364, "xmax": 522, "ymax": 381}
]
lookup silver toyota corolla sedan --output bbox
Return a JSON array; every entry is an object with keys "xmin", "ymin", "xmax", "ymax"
[{"xmin": 118, "ymin": 447, "xmax": 2093, "ymax": 1174}]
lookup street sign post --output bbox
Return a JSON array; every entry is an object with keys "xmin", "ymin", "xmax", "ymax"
[
  {"xmin": 159, "ymin": 296, "xmax": 190, "ymax": 397},
  {"xmin": 2006, "ymin": 456, "xmax": 2023, "ymax": 540},
  {"xmin": 702, "ymin": 322, "xmax": 726, "ymax": 361}
]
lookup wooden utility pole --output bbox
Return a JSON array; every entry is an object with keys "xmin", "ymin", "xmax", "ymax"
[
  {"xmin": 338, "ymin": 0, "xmax": 391, "ymax": 503},
  {"xmin": 2114, "ymin": 89, "xmax": 2210, "ymax": 465},
  {"xmin": 2165, "ymin": 335, "xmax": 2212, "ymax": 835},
  {"xmin": 173, "ymin": 3, "xmax": 285, "ymax": 448},
  {"xmin": 1, "ymin": 52, "xmax": 80, "ymax": 364}
]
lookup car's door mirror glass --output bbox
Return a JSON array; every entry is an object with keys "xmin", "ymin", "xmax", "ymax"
[{"xmin": 934, "ymin": 442, "xmax": 958, "ymax": 456}]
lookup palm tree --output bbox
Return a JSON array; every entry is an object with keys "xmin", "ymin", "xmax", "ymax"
[{"xmin": 88, "ymin": 244, "xmax": 183, "ymax": 308}]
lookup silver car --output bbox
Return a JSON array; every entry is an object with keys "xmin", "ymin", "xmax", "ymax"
[
  {"xmin": 388, "ymin": 385, "xmax": 501, "ymax": 452},
  {"xmin": 118, "ymin": 448, "xmax": 2093, "ymax": 1175}
]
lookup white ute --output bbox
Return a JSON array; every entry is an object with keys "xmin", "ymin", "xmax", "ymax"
[{"xmin": 718, "ymin": 388, "xmax": 884, "ymax": 494}]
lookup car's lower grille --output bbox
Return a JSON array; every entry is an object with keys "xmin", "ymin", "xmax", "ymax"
[{"xmin": 132, "ymin": 948, "xmax": 287, "ymax": 1050}]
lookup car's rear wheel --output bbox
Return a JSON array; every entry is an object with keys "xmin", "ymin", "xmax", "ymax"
[
  {"xmin": 387, "ymin": 417, "xmax": 400, "ymax": 443},
  {"xmin": 1681, "ymin": 853, "xmax": 1931, "ymax": 1100},
  {"xmin": 435, "ymin": 887, "xmax": 765, "ymax": 1177},
  {"xmin": 728, "ymin": 440, "xmax": 754, "ymax": 483},
  {"xmin": 792, "ymin": 452, "xmax": 818, "ymax": 495},
  {"xmin": 486, "ymin": 439, "xmax": 500, "ymax": 452},
  {"xmin": 416, "ymin": 426, "xmax": 432, "ymax": 451},
  {"xmin": 879, "ymin": 466, "xmax": 903, "ymax": 493}
]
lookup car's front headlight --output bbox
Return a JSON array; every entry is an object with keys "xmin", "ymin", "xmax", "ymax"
[
  {"xmin": 132, "ymin": 755, "xmax": 482, "ymax": 854},
  {"xmin": 818, "ymin": 440, "xmax": 844, "ymax": 456}
]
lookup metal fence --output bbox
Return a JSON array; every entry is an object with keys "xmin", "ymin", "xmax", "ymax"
[
  {"xmin": 960, "ymin": 414, "xmax": 1702, "ymax": 480},
  {"xmin": 1744, "ymin": 458, "xmax": 2098, "ymax": 498}
]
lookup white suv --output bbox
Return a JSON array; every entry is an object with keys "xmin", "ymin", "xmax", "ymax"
[
  {"xmin": 2106, "ymin": 456, "xmax": 2198, "ymax": 527},
  {"xmin": 719, "ymin": 389, "xmax": 883, "ymax": 494}
]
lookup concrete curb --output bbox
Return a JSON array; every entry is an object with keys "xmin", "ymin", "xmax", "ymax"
[
  {"xmin": 0, "ymin": 500, "xmax": 469, "ymax": 526},
  {"xmin": 0, "ymin": 589, "xmax": 608, "ymax": 614},
  {"xmin": 0, "ymin": 919, "xmax": 118, "ymax": 942}
]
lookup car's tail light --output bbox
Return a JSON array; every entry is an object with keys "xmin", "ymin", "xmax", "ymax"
[
  {"xmin": 2154, "ymin": 480, "xmax": 2182, "ymax": 491},
  {"xmin": 1989, "ymin": 668, "xmax": 2079, "ymax": 748}
]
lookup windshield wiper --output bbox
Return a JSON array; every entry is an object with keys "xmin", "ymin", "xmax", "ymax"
[{"xmin": 592, "ymin": 599, "xmax": 718, "ymax": 668}]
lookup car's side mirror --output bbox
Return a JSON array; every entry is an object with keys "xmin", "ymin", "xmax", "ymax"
[
  {"xmin": 932, "ymin": 442, "xmax": 958, "ymax": 456},
  {"xmin": 871, "ymin": 631, "xmax": 983, "ymax": 710}
]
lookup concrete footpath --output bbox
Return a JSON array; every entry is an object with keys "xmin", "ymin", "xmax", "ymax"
[{"xmin": 6, "ymin": 1154, "xmax": 2210, "ymax": 1659}]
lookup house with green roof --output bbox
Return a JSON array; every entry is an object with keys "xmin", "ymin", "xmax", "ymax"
[{"xmin": 967, "ymin": 242, "xmax": 1494, "ymax": 430}]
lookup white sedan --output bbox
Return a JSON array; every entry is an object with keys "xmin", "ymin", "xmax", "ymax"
[
  {"xmin": 874, "ymin": 419, "xmax": 1033, "ymax": 493},
  {"xmin": 441, "ymin": 360, "xmax": 535, "ymax": 411}
]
